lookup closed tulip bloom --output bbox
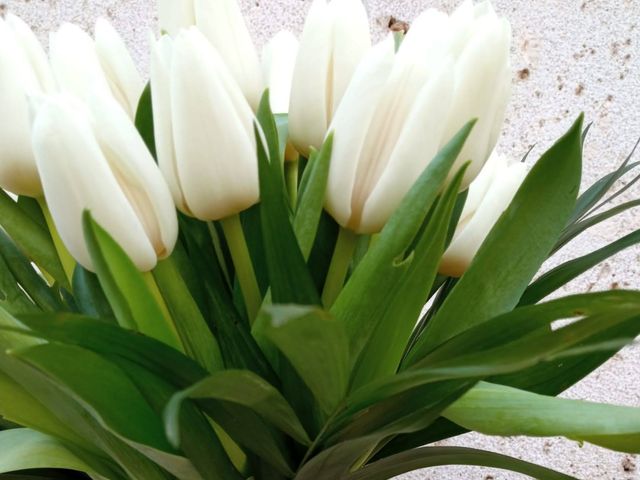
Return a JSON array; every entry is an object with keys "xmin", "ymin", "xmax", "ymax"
[
  {"xmin": 288, "ymin": 0, "xmax": 371, "ymax": 157},
  {"xmin": 49, "ymin": 20, "xmax": 144, "ymax": 118},
  {"xmin": 31, "ymin": 94, "xmax": 178, "ymax": 272},
  {"xmin": 0, "ymin": 14, "xmax": 55, "ymax": 196},
  {"xmin": 439, "ymin": 153, "xmax": 527, "ymax": 277},
  {"xmin": 150, "ymin": 28, "xmax": 260, "ymax": 221},
  {"xmin": 325, "ymin": 1, "xmax": 511, "ymax": 234},
  {"xmin": 262, "ymin": 31, "xmax": 299, "ymax": 115},
  {"xmin": 157, "ymin": 0, "xmax": 195, "ymax": 36}
]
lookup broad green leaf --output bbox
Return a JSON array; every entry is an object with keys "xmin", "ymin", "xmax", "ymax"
[
  {"xmin": 134, "ymin": 82, "xmax": 156, "ymax": 159},
  {"xmin": 0, "ymin": 190, "xmax": 68, "ymax": 289},
  {"xmin": 153, "ymin": 256, "xmax": 224, "ymax": 372},
  {"xmin": 0, "ymin": 247, "xmax": 38, "ymax": 314},
  {"xmin": 332, "ymin": 121, "xmax": 475, "ymax": 363},
  {"xmin": 346, "ymin": 445, "xmax": 576, "ymax": 480},
  {"xmin": 256, "ymin": 94, "xmax": 320, "ymax": 305},
  {"xmin": 10, "ymin": 342, "xmax": 197, "ymax": 479},
  {"xmin": 521, "ymin": 228, "xmax": 640, "ymax": 305},
  {"xmin": 258, "ymin": 305, "xmax": 349, "ymax": 415},
  {"xmin": 166, "ymin": 369, "xmax": 310, "ymax": 446},
  {"xmin": 0, "ymin": 230, "xmax": 61, "ymax": 312},
  {"xmin": 294, "ymin": 135, "xmax": 333, "ymax": 259},
  {"xmin": 0, "ymin": 429, "xmax": 123, "ymax": 480},
  {"xmin": 350, "ymin": 163, "xmax": 468, "ymax": 389},
  {"xmin": 407, "ymin": 115, "xmax": 584, "ymax": 363},
  {"xmin": 444, "ymin": 382, "xmax": 640, "ymax": 453},
  {"xmin": 274, "ymin": 113, "xmax": 290, "ymax": 162},
  {"xmin": 82, "ymin": 211, "xmax": 182, "ymax": 350},
  {"xmin": 553, "ymin": 198, "xmax": 640, "ymax": 254}
]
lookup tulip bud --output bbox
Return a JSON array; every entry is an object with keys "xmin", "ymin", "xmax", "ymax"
[
  {"xmin": 439, "ymin": 153, "xmax": 527, "ymax": 277},
  {"xmin": 49, "ymin": 20, "xmax": 144, "ymax": 119},
  {"xmin": 325, "ymin": 1, "xmax": 511, "ymax": 234},
  {"xmin": 31, "ymin": 94, "xmax": 178, "ymax": 272},
  {"xmin": 0, "ymin": 14, "xmax": 55, "ymax": 196},
  {"xmin": 157, "ymin": 0, "xmax": 196, "ymax": 36},
  {"xmin": 288, "ymin": 0, "xmax": 371, "ymax": 157},
  {"xmin": 150, "ymin": 28, "xmax": 260, "ymax": 221},
  {"xmin": 262, "ymin": 31, "xmax": 299, "ymax": 115}
]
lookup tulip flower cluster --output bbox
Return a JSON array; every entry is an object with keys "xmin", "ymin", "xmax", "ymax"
[{"xmin": 0, "ymin": 0, "xmax": 511, "ymax": 279}]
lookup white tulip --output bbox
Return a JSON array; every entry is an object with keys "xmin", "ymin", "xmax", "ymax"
[
  {"xmin": 325, "ymin": 0, "xmax": 511, "ymax": 234},
  {"xmin": 31, "ymin": 94, "xmax": 178, "ymax": 272},
  {"xmin": 439, "ymin": 153, "xmax": 527, "ymax": 277},
  {"xmin": 49, "ymin": 20, "xmax": 144, "ymax": 118},
  {"xmin": 157, "ymin": 0, "xmax": 195, "ymax": 36},
  {"xmin": 288, "ymin": 0, "xmax": 371, "ymax": 157},
  {"xmin": 262, "ymin": 31, "xmax": 299, "ymax": 115},
  {"xmin": 150, "ymin": 28, "xmax": 260, "ymax": 221},
  {"xmin": 0, "ymin": 14, "xmax": 55, "ymax": 196}
]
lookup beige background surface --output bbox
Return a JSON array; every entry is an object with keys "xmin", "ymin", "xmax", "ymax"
[{"xmin": 4, "ymin": 0, "xmax": 639, "ymax": 478}]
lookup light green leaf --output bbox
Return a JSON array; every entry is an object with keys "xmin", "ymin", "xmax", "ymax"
[
  {"xmin": 444, "ymin": 382, "xmax": 640, "ymax": 453},
  {"xmin": 407, "ymin": 115, "xmax": 584, "ymax": 363},
  {"xmin": 82, "ymin": 211, "xmax": 182, "ymax": 350}
]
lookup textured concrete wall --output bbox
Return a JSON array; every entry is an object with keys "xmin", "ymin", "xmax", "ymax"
[{"xmin": 4, "ymin": 0, "xmax": 639, "ymax": 478}]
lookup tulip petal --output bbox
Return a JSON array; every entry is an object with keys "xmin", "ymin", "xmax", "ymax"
[
  {"xmin": 194, "ymin": 0, "xmax": 264, "ymax": 109},
  {"xmin": 324, "ymin": 38, "xmax": 395, "ymax": 230},
  {"xmin": 359, "ymin": 61, "xmax": 454, "ymax": 234},
  {"xmin": 157, "ymin": 0, "xmax": 195, "ymax": 36},
  {"xmin": 32, "ymin": 96, "xmax": 158, "ymax": 272},
  {"xmin": 170, "ymin": 29, "xmax": 259, "ymax": 220},
  {"xmin": 262, "ymin": 31, "xmax": 299, "ymax": 114},
  {"xmin": 440, "ymin": 161, "xmax": 527, "ymax": 277},
  {"xmin": 94, "ymin": 18, "xmax": 145, "ymax": 118},
  {"xmin": 289, "ymin": 0, "xmax": 332, "ymax": 156}
]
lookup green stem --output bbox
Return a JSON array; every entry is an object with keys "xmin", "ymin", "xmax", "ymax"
[
  {"xmin": 322, "ymin": 227, "xmax": 358, "ymax": 309},
  {"xmin": 207, "ymin": 221, "xmax": 232, "ymax": 288},
  {"xmin": 142, "ymin": 271, "xmax": 184, "ymax": 352},
  {"xmin": 220, "ymin": 214, "xmax": 262, "ymax": 322},
  {"xmin": 285, "ymin": 159, "xmax": 299, "ymax": 208},
  {"xmin": 37, "ymin": 197, "xmax": 75, "ymax": 285}
]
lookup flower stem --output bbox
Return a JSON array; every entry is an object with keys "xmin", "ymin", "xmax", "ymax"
[
  {"xmin": 220, "ymin": 214, "xmax": 262, "ymax": 322},
  {"xmin": 37, "ymin": 197, "xmax": 75, "ymax": 286},
  {"xmin": 285, "ymin": 159, "xmax": 299, "ymax": 208},
  {"xmin": 321, "ymin": 227, "xmax": 358, "ymax": 309}
]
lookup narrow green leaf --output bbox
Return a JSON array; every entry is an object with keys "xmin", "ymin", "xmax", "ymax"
[
  {"xmin": 444, "ymin": 382, "xmax": 640, "ymax": 453},
  {"xmin": 0, "ymin": 429, "xmax": 122, "ymax": 480},
  {"xmin": 346, "ymin": 445, "xmax": 576, "ymax": 480},
  {"xmin": 522, "ymin": 228, "xmax": 640, "ymax": 305},
  {"xmin": 72, "ymin": 266, "xmax": 114, "ymax": 318},
  {"xmin": 255, "ymin": 93, "xmax": 320, "ymax": 305},
  {"xmin": 407, "ymin": 115, "xmax": 584, "ymax": 363},
  {"xmin": 153, "ymin": 256, "xmax": 224, "ymax": 372},
  {"xmin": 82, "ymin": 211, "xmax": 182, "ymax": 350},
  {"xmin": 258, "ymin": 305, "xmax": 349, "ymax": 415},
  {"xmin": 294, "ymin": 134, "xmax": 334, "ymax": 259},
  {"xmin": 134, "ymin": 82, "xmax": 156, "ymax": 159},
  {"xmin": 332, "ymin": 121, "xmax": 476, "ymax": 363},
  {"xmin": 0, "ymin": 190, "xmax": 68, "ymax": 289},
  {"xmin": 0, "ymin": 249, "xmax": 38, "ymax": 315},
  {"xmin": 165, "ymin": 369, "xmax": 310, "ymax": 447}
]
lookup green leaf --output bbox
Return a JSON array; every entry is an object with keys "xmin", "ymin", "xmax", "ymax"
[
  {"xmin": 521, "ymin": 228, "xmax": 640, "ymax": 305},
  {"xmin": 153, "ymin": 256, "xmax": 224, "ymax": 372},
  {"xmin": 134, "ymin": 82, "xmax": 156, "ymax": 159},
  {"xmin": 72, "ymin": 266, "xmax": 114, "ymax": 318},
  {"xmin": 0, "ymin": 190, "xmax": 68, "ymax": 289},
  {"xmin": 0, "ymin": 429, "xmax": 123, "ymax": 480},
  {"xmin": 165, "ymin": 369, "xmax": 310, "ymax": 447},
  {"xmin": 350, "ymin": 162, "xmax": 468, "ymax": 389},
  {"xmin": 0, "ymin": 248, "xmax": 38, "ymax": 315},
  {"xmin": 256, "ymin": 94, "xmax": 320, "ymax": 305},
  {"xmin": 444, "ymin": 382, "xmax": 640, "ymax": 453},
  {"xmin": 346, "ymin": 445, "xmax": 576, "ymax": 480},
  {"xmin": 406, "ymin": 115, "xmax": 584, "ymax": 363},
  {"xmin": 0, "ymin": 230, "xmax": 62, "ymax": 312},
  {"xmin": 10, "ymin": 342, "xmax": 199, "ymax": 479},
  {"xmin": 294, "ymin": 135, "xmax": 334, "ymax": 259},
  {"xmin": 258, "ymin": 305, "xmax": 349, "ymax": 415},
  {"xmin": 82, "ymin": 211, "xmax": 182, "ymax": 350},
  {"xmin": 332, "ymin": 121, "xmax": 476, "ymax": 364}
]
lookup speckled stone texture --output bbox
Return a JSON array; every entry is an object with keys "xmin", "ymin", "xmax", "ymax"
[{"xmin": 4, "ymin": 0, "xmax": 639, "ymax": 478}]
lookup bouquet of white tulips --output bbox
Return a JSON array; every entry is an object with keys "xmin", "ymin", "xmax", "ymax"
[{"xmin": 0, "ymin": 0, "xmax": 639, "ymax": 479}]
